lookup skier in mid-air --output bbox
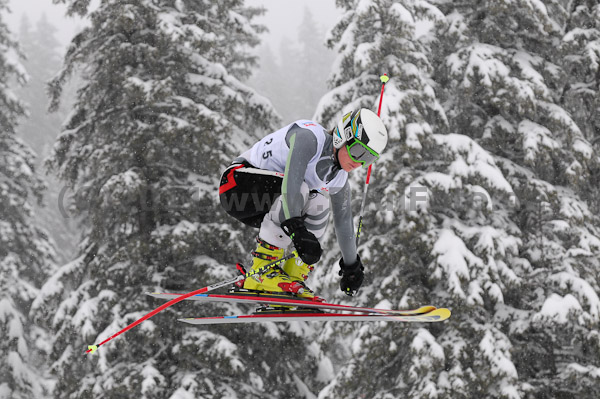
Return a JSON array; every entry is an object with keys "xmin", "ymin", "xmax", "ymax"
[
  {"xmin": 87, "ymin": 105, "xmax": 449, "ymax": 353},
  {"xmin": 219, "ymin": 109, "xmax": 388, "ymax": 299}
]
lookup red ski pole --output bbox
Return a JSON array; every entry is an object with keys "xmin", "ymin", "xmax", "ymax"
[
  {"xmin": 85, "ymin": 251, "xmax": 297, "ymax": 354},
  {"xmin": 356, "ymin": 74, "xmax": 389, "ymax": 246}
]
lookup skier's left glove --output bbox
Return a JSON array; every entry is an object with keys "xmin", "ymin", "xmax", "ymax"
[
  {"xmin": 281, "ymin": 217, "xmax": 322, "ymax": 265},
  {"xmin": 339, "ymin": 256, "xmax": 364, "ymax": 296}
]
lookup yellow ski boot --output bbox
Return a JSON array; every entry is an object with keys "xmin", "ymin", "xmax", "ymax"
[
  {"xmin": 282, "ymin": 257, "xmax": 320, "ymax": 300},
  {"xmin": 242, "ymin": 238, "xmax": 305, "ymax": 295}
]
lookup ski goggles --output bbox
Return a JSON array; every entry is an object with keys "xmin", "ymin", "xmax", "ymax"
[{"xmin": 345, "ymin": 138, "xmax": 379, "ymax": 167}]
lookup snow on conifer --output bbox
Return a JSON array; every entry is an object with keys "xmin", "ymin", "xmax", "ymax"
[
  {"xmin": 313, "ymin": 1, "xmax": 459, "ymax": 397},
  {"xmin": 314, "ymin": 0, "xmax": 600, "ymax": 397},
  {"xmin": 15, "ymin": 14, "xmax": 79, "ymax": 265},
  {"xmin": 32, "ymin": 0, "xmax": 322, "ymax": 397},
  {"xmin": 430, "ymin": 0, "xmax": 600, "ymax": 396},
  {"xmin": 547, "ymin": 0, "xmax": 600, "ymax": 393},
  {"xmin": 0, "ymin": 4, "xmax": 55, "ymax": 398}
]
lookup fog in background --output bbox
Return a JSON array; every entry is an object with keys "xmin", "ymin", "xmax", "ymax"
[
  {"xmin": 246, "ymin": 0, "xmax": 340, "ymax": 55},
  {"xmin": 5, "ymin": 0, "xmax": 340, "ymax": 53},
  {"xmin": 4, "ymin": 0, "xmax": 340, "ymax": 117},
  {"xmin": 5, "ymin": 0, "xmax": 83, "ymax": 49}
]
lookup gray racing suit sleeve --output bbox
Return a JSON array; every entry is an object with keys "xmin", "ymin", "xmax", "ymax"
[
  {"xmin": 330, "ymin": 180, "xmax": 358, "ymax": 264},
  {"xmin": 281, "ymin": 124, "xmax": 318, "ymax": 220}
]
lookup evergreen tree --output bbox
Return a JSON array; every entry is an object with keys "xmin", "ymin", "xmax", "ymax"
[
  {"xmin": 430, "ymin": 0, "xmax": 600, "ymax": 397},
  {"xmin": 16, "ymin": 14, "xmax": 79, "ymax": 264},
  {"xmin": 545, "ymin": 0, "xmax": 600, "ymax": 395},
  {"xmin": 247, "ymin": 42, "xmax": 283, "ymax": 118},
  {"xmin": 560, "ymin": 1, "xmax": 600, "ymax": 140},
  {"xmin": 313, "ymin": 1, "xmax": 463, "ymax": 397},
  {"xmin": 0, "ymin": 3, "xmax": 55, "ymax": 398},
  {"xmin": 248, "ymin": 7, "xmax": 335, "ymax": 122},
  {"xmin": 276, "ymin": 34, "xmax": 304, "ymax": 120},
  {"xmin": 17, "ymin": 13, "xmax": 63, "ymax": 158},
  {"xmin": 560, "ymin": 1, "xmax": 600, "ymax": 214},
  {"xmin": 315, "ymin": 0, "xmax": 600, "ymax": 397},
  {"xmin": 292, "ymin": 7, "xmax": 336, "ymax": 120},
  {"xmin": 33, "ymin": 0, "xmax": 324, "ymax": 397}
]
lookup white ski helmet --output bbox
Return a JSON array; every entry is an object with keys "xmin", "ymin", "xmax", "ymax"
[{"xmin": 333, "ymin": 108, "xmax": 388, "ymax": 166}]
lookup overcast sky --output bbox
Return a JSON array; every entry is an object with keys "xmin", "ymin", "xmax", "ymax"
[
  {"xmin": 5, "ymin": 0, "xmax": 83, "ymax": 47},
  {"xmin": 247, "ymin": 0, "xmax": 340, "ymax": 49},
  {"xmin": 4, "ymin": 0, "xmax": 341, "ymax": 52}
]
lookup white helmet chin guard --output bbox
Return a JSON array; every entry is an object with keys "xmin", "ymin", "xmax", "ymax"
[{"xmin": 333, "ymin": 108, "xmax": 388, "ymax": 166}]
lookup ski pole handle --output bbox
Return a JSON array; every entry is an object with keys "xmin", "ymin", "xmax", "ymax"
[
  {"xmin": 377, "ymin": 74, "xmax": 389, "ymax": 118},
  {"xmin": 356, "ymin": 74, "xmax": 389, "ymax": 246}
]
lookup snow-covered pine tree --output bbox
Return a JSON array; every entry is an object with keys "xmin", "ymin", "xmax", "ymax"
[
  {"xmin": 247, "ymin": 42, "xmax": 285, "ymax": 116},
  {"xmin": 547, "ymin": 0, "xmax": 600, "ymax": 395},
  {"xmin": 312, "ymin": 1, "xmax": 472, "ymax": 397},
  {"xmin": 315, "ymin": 0, "xmax": 600, "ymax": 397},
  {"xmin": 16, "ymin": 14, "xmax": 79, "ymax": 264},
  {"xmin": 276, "ymin": 36, "xmax": 305, "ymax": 120},
  {"xmin": 294, "ymin": 7, "xmax": 335, "ymax": 120},
  {"xmin": 560, "ymin": 1, "xmax": 600, "ymax": 214},
  {"xmin": 248, "ymin": 7, "xmax": 334, "ymax": 122},
  {"xmin": 32, "ymin": 0, "xmax": 324, "ymax": 397},
  {"xmin": 17, "ymin": 13, "xmax": 63, "ymax": 159},
  {"xmin": 0, "ymin": 4, "xmax": 55, "ymax": 398},
  {"xmin": 431, "ymin": 0, "xmax": 600, "ymax": 397}
]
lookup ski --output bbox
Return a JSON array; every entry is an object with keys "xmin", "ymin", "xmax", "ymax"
[
  {"xmin": 179, "ymin": 308, "xmax": 451, "ymax": 325},
  {"xmin": 146, "ymin": 291, "xmax": 437, "ymax": 316}
]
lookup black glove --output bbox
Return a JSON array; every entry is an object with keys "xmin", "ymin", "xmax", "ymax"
[
  {"xmin": 281, "ymin": 217, "xmax": 322, "ymax": 265},
  {"xmin": 339, "ymin": 256, "xmax": 364, "ymax": 296}
]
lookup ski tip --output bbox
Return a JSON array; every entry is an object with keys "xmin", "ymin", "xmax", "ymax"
[
  {"xmin": 380, "ymin": 74, "xmax": 389, "ymax": 83},
  {"xmin": 432, "ymin": 308, "xmax": 451, "ymax": 321},
  {"xmin": 86, "ymin": 345, "xmax": 98, "ymax": 355}
]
